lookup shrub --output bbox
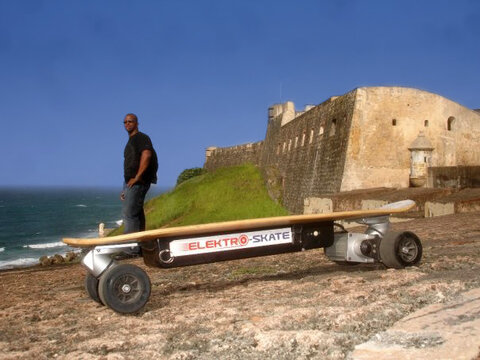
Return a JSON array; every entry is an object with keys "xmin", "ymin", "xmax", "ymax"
[{"xmin": 176, "ymin": 167, "xmax": 205, "ymax": 186}]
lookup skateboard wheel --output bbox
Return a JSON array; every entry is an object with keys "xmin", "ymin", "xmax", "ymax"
[
  {"xmin": 380, "ymin": 231, "xmax": 422, "ymax": 269},
  {"xmin": 98, "ymin": 264, "xmax": 151, "ymax": 314},
  {"xmin": 85, "ymin": 272, "xmax": 103, "ymax": 305}
]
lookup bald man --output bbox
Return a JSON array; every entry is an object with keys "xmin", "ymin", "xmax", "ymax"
[{"xmin": 121, "ymin": 113, "xmax": 158, "ymax": 233}]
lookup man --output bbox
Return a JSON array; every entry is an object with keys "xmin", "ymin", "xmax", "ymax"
[{"xmin": 121, "ymin": 113, "xmax": 158, "ymax": 233}]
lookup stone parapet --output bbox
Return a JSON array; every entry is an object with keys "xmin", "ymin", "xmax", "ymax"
[
  {"xmin": 428, "ymin": 166, "xmax": 480, "ymax": 188},
  {"xmin": 204, "ymin": 141, "xmax": 263, "ymax": 171}
]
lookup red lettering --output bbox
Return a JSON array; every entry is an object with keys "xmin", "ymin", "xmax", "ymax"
[
  {"xmin": 185, "ymin": 234, "xmax": 252, "ymax": 252},
  {"xmin": 239, "ymin": 235, "xmax": 249, "ymax": 246}
]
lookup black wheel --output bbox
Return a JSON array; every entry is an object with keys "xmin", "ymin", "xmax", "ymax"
[
  {"xmin": 98, "ymin": 264, "xmax": 151, "ymax": 314},
  {"xmin": 85, "ymin": 272, "xmax": 103, "ymax": 304},
  {"xmin": 380, "ymin": 231, "xmax": 422, "ymax": 269}
]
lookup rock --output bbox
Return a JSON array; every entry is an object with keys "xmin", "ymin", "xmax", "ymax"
[
  {"xmin": 39, "ymin": 256, "xmax": 53, "ymax": 266},
  {"xmin": 64, "ymin": 251, "xmax": 77, "ymax": 263},
  {"xmin": 52, "ymin": 254, "xmax": 65, "ymax": 264},
  {"xmin": 351, "ymin": 288, "xmax": 480, "ymax": 360}
]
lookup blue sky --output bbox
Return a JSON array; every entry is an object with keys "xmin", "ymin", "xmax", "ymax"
[{"xmin": 1, "ymin": 0, "xmax": 479, "ymax": 188}]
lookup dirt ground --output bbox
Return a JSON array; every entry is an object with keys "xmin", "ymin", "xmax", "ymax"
[{"xmin": 1, "ymin": 212, "xmax": 480, "ymax": 360}]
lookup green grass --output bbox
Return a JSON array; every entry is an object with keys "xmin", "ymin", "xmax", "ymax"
[{"xmin": 110, "ymin": 164, "xmax": 288, "ymax": 235}]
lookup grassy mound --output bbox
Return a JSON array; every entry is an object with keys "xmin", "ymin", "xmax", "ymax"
[{"xmin": 110, "ymin": 164, "xmax": 288, "ymax": 235}]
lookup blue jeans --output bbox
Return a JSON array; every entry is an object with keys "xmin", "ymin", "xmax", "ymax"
[{"xmin": 122, "ymin": 183, "xmax": 150, "ymax": 234}]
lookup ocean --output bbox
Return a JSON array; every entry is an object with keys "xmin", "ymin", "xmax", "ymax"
[{"xmin": 0, "ymin": 187, "xmax": 166, "ymax": 270}]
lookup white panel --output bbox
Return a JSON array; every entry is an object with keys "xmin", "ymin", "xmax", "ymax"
[{"xmin": 169, "ymin": 227, "xmax": 293, "ymax": 257}]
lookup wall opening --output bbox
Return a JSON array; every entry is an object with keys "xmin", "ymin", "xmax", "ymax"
[
  {"xmin": 295, "ymin": 136, "xmax": 298, "ymax": 148},
  {"xmin": 318, "ymin": 126, "xmax": 324, "ymax": 135},
  {"xmin": 268, "ymin": 107, "xmax": 275, "ymax": 121},
  {"xmin": 301, "ymin": 131, "xmax": 306, "ymax": 146},
  {"xmin": 447, "ymin": 116, "xmax": 456, "ymax": 131},
  {"xmin": 330, "ymin": 119, "xmax": 337, "ymax": 136},
  {"xmin": 424, "ymin": 120, "xmax": 429, "ymax": 127},
  {"xmin": 309, "ymin": 129, "xmax": 314, "ymax": 144},
  {"xmin": 392, "ymin": 119, "xmax": 397, "ymax": 126}
]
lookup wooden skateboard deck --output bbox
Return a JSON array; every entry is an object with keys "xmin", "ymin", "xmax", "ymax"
[{"xmin": 63, "ymin": 200, "xmax": 415, "ymax": 248}]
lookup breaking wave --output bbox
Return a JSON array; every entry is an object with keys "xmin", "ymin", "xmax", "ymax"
[
  {"xmin": 0, "ymin": 258, "xmax": 38, "ymax": 270},
  {"xmin": 23, "ymin": 241, "xmax": 67, "ymax": 249}
]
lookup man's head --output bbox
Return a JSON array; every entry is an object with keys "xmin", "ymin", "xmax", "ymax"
[{"xmin": 124, "ymin": 113, "xmax": 139, "ymax": 136}]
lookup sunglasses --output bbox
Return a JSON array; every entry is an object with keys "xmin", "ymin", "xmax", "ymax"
[{"xmin": 123, "ymin": 120, "xmax": 136, "ymax": 124}]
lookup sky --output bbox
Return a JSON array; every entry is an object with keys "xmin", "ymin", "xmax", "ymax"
[{"xmin": 1, "ymin": 0, "xmax": 479, "ymax": 188}]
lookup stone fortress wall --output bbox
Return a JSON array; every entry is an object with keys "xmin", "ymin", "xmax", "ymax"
[
  {"xmin": 205, "ymin": 87, "xmax": 480, "ymax": 213},
  {"xmin": 342, "ymin": 87, "xmax": 480, "ymax": 191},
  {"xmin": 205, "ymin": 141, "xmax": 263, "ymax": 170}
]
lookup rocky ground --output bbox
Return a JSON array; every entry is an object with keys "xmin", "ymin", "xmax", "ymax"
[{"xmin": 1, "ymin": 212, "xmax": 480, "ymax": 360}]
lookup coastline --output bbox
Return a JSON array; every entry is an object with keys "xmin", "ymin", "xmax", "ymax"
[
  {"xmin": 0, "ymin": 186, "xmax": 166, "ymax": 272},
  {"xmin": 0, "ymin": 258, "xmax": 79, "ymax": 274},
  {"xmin": 0, "ymin": 249, "xmax": 82, "ymax": 272},
  {"xmin": 0, "ymin": 225, "xmax": 118, "ymax": 272}
]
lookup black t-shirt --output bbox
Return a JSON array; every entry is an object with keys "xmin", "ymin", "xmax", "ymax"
[{"xmin": 124, "ymin": 132, "xmax": 158, "ymax": 184}]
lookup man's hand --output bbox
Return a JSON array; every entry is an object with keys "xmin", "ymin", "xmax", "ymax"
[
  {"xmin": 127, "ymin": 176, "xmax": 140, "ymax": 188},
  {"xmin": 126, "ymin": 150, "xmax": 152, "ymax": 188}
]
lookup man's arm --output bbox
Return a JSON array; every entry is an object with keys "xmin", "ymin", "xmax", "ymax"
[{"xmin": 127, "ymin": 149, "xmax": 152, "ymax": 187}]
